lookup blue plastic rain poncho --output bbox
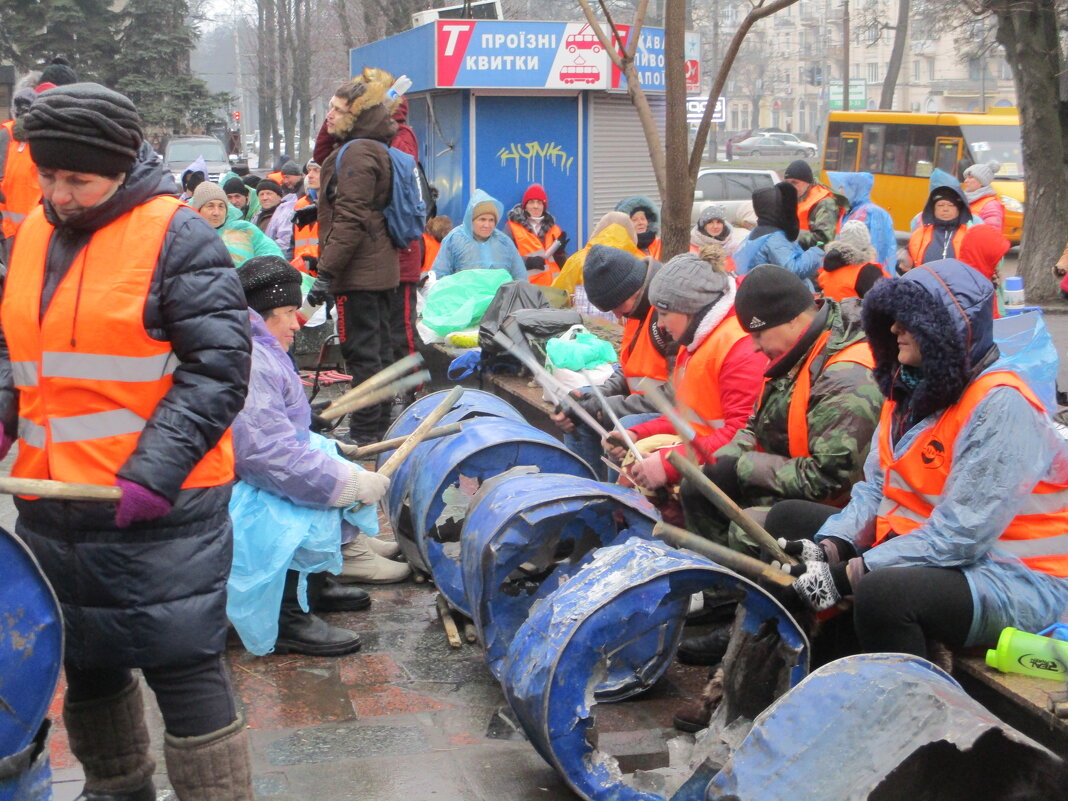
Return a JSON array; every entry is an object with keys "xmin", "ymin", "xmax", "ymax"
[
  {"xmin": 215, "ymin": 203, "xmax": 283, "ymax": 267},
  {"xmin": 816, "ymin": 260, "xmax": 1068, "ymax": 646},
  {"xmin": 264, "ymin": 191, "xmax": 298, "ymax": 257},
  {"xmin": 226, "ymin": 310, "xmax": 378, "ymax": 655},
  {"xmin": 826, "ymin": 171, "xmax": 898, "ymax": 274},
  {"xmin": 431, "ymin": 189, "xmax": 527, "ymax": 281},
  {"xmin": 178, "ymin": 154, "xmax": 207, "ymax": 201}
]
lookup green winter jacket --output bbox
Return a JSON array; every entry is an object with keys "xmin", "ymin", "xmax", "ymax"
[
  {"xmin": 715, "ymin": 299, "xmax": 883, "ymax": 506},
  {"xmin": 215, "ymin": 204, "xmax": 283, "ymax": 267}
]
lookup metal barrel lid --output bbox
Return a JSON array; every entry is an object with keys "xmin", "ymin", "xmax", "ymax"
[
  {"xmin": 378, "ymin": 389, "xmax": 525, "ymax": 572},
  {"xmin": 0, "ymin": 526, "xmax": 62, "ymax": 758},
  {"xmin": 500, "ymin": 538, "xmax": 809, "ymax": 801},
  {"xmin": 460, "ymin": 473, "xmax": 658, "ymax": 679},
  {"xmin": 407, "ymin": 418, "xmax": 594, "ymax": 617}
]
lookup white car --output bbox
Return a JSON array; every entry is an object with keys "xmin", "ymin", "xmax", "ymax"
[
  {"xmin": 766, "ymin": 132, "xmax": 819, "ymax": 157},
  {"xmin": 691, "ymin": 168, "xmax": 780, "ymax": 225}
]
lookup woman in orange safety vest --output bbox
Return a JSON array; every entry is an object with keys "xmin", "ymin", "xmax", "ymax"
[
  {"xmin": 505, "ymin": 183, "xmax": 568, "ymax": 285},
  {"xmin": 817, "ymin": 220, "xmax": 889, "ymax": 300},
  {"xmin": 762, "ymin": 259, "xmax": 1068, "ymax": 661},
  {"xmin": 905, "ymin": 184, "xmax": 971, "ymax": 269}
]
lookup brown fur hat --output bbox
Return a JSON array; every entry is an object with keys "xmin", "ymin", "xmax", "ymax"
[
  {"xmin": 333, "ymin": 67, "xmax": 397, "ymax": 139},
  {"xmin": 425, "ymin": 215, "xmax": 453, "ymax": 241}
]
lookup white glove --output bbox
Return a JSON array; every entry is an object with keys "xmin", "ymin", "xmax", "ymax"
[{"xmin": 354, "ymin": 470, "xmax": 391, "ymax": 506}]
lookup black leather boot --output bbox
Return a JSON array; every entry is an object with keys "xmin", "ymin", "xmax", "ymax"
[
  {"xmin": 676, "ymin": 624, "xmax": 732, "ymax": 666},
  {"xmin": 313, "ymin": 573, "xmax": 371, "ymax": 612},
  {"xmin": 275, "ymin": 570, "xmax": 362, "ymax": 656}
]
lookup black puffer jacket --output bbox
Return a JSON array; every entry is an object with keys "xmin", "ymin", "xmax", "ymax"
[{"xmin": 0, "ymin": 142, "xmax": 252, "ymax": 669}]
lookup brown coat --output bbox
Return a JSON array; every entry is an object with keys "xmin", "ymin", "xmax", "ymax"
[{"xmin": 318, "ymin": 103, "xmax": 399, "ymax": 292}]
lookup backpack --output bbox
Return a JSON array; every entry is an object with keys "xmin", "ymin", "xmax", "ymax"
[{"xmin": 335, "ymin": 138, "xmax": 427, "ymax": 248}]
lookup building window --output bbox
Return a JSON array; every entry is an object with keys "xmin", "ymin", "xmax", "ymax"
[
  {"xmin": 999, "ymin": 59, "xmax": 1013, "ymax": 80},
  {"xmin": 867, "ymin": 62, "xmax": 879, "ymax": 84},
  {"xmin": 913, "ymin": 60, "xmax": 920, "ymax": 81},
  {"xmin": 928, "ymin": 59, "xmax": 935, "ymax": 81}
]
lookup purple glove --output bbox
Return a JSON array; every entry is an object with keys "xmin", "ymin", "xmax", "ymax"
[{"xmin": 115, "ymin": 478, "xmax": 173, "ymax": 528}]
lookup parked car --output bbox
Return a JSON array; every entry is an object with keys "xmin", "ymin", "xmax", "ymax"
[
  {"xmin": 163, "ymin": 135, "xmax": 231, "ymax": 183},
  {"xmin": 733, "ymin": 135, "xmax": 815, "ymax": 158},
  {"xmin": 765, "ymin": 132, "xmax": 819, "ymax": 157},
  {"xmin": 691, "ymin": 168, "xmax": 780, "ymax": 225}
]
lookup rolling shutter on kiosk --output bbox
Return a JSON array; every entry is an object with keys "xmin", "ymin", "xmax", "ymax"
[{"xmin": 588, "ymin": 93, "xmax": 666, "ymax": 237}]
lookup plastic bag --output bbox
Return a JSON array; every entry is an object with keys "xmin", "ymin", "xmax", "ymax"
[
  {"xmin": 422, "ymin": 268, "xmax": 512, "ymax": 336},
  {"xmin": 226, "ymin": 433, "xmax": 379, "ymax": 656},
  {"xmin": 992, "ymin": 310, "xmax": 1059, "ymax": 412},
  {"xmin": 546, "ymin": 325, "xmax": 617, "ymax": 371}
]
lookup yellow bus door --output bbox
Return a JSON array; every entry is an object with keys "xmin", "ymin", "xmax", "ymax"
[
  {"xmin": 934, "ymin": 137, "xmax": 963, "ymax": 176},
  {"xmin": 838, "ymin": 133, "xmax": 861, "ymax": 171}
]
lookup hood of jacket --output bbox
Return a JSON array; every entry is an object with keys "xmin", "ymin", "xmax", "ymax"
[
  {"xmin": 615, "ymin": 195, "xmax": 660, "ymax": 234},
  {"xmin": 826, "ymin": 171, "xmax": 873, "ymax": 207},
  {"xmin": 247, "ymin": 307, "xmax": 276, "ymax": 344},
  {"xmin": 862, "ymin": 258, "xmax": 995, "ymax": 416},
  {"xmin": 462, "ymin": 188, "xmax": 504, "ymax": 236},
  {"xmin": 750, "ymin": 182, "xmax": 799, "ymax": 241},
  {"xmin": 43, "ymin": 141, "xmax": 179, "ymax": 233},
  {"xmin": 920, "ymin": 169, "xmax": 972, "ymax": 227},
  {"xmin": 587, "ymin": 222, "xmax": 644, "ymax": 256},
  {"xmin": 338, "ymin": 101, "xmax": 397, "ymax": 146},
  {"xmin": 181, "ymin": 154, "xmax": 207, "ymax": 185}
]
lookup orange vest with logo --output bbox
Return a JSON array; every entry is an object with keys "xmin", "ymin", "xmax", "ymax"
[
  {"xmin": 620, "ymin": 307, "xmax": 670, "ymax": 393},
  {"xmin": 1, "ymin": 119, "xmax": 41, "ymax": 240},
  {"xmin": 907, "ymin": 224, "xmax": 967, "ymax": 266},
  {"xmin": 2, "ymin": 197, "xmax": 234, "ymax": 489},
  {"xmin": 875, "ymin": 370, "xmax": 1068, "ymax": 577},
  {"xmin": 290, "ymin": 195, "xmax": 318, "ymax": 273},
  {"xmin": 674, "ymin": 313, "xmax": 749, "ymax": 436},
  {"xmin": 422, "ymin": 233, "xmax": 441, "ymax": 273},
  {"xmin": 817, "ymin": 262, "xmax": 890, "ymax": 301},
  {"xmin": 797, "ymin": 184, "xmax": 841, "ymax": 235},
  {"xmin": 507, "ymin": 220, "xmax": 562, "ymax": 286}
]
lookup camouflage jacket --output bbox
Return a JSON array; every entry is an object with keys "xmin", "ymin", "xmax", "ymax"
[
  {"xmin": 715, "ymin": 299, "xmax": 882, "ymax": 506},
  {"xmin": 796, "ymin": 190, "xmax": 843, "ymax": 250}
]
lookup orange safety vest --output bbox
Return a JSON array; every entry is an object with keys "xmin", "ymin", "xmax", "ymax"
[
  {"xmin": 875, "ymin": 370, "xmax": 1068, "ymax": 577},
  {"xmin": 908, "ymin": 224, "xmax": 967, "ymax": 266},
  {"xmin": 0, "ymin": 119, "xmax": 41, "ymax": 240},
  {"xmin": 620, "ymin": 306, "xmax": 670, "ymax": 393},
  {"xmin": 781, "ymin": 331, "xmax": 874, "ymax": 458},
  {"xmin": 642, "ymin": 237, "xmax": 663, "ymax": 261},
  {"xmin": 817, "ymin": 262, "xmax": 890, "ymax": 301},
  {"xmin": 2, "ymin": 197, "xmax": 234, "ymax": 489},
  {"xmin": 969, "ymin": 195, "xmax": 1005, "ymax": 233},
  {"xmin": 507, "ymin": 220, "xmax": 563, "ymax": 286},
  {"xmin": 796, "ymin": 184, "xmax": 842, "ymax": 236},
  {"xmin": 673, "ymin": 313, "xmax": 749, "ymax": 437},
  {"xmin": 290, "ymin": 195, "xmax": 318, "ymax": 273},
  {"xmin": 421, "ymin": 233, "xmax": 440, "ymax": 273}
]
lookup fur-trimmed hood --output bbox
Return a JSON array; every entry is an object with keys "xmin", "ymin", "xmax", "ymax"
[
  {"xmin": 822, "ymin": 240, "xmax": 876, "ymax": 271},
  {"xmin": 615, "ymin": 195, "xmax": 660, "ymax": 234},
  {"xmin": 861, "ymin": 258, "xmax": 995, "ymax": 417},
  {"xmin": 506, "ymin": 203, "xmax": 558, "ymax": 232}
]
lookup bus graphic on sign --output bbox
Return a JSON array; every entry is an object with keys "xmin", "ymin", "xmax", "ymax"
[
  {"xmin": 565, "ymin": 24, "xmax": 603, "ymax": 53},
  {"xmin": 559, "ymin": 63, "xmax": 601, "ymax": 85}
]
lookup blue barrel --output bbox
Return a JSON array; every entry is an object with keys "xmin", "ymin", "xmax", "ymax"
[
  {"xmin": 461, "ymin": 473, "xmax": 659, "ymax": 679},
  {"xmin": 377, "ymin": 389, "xmax": 526, "ymax": 572},
  {"xmin": 501, "ymin": 538, "xmax": 809, "ymax": 801},
  {"xmin": 408, "ymin": 418, "xmax": 595, "ymax": 615},
  {"xmin": 0, "ymin": 526, "xmax": 61, "ymax": 794}
]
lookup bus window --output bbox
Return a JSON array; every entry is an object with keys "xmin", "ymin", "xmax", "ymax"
[
  {"xmin": 960, "ymin": 125, "xmax": 1024, "ymax": 178},
  {"xmin": 862, "ymin": 124, "xmax": 886, "ymax": 173},
  {"xmin": 839, "ymin": 133, "xmax": 861, "ymax": 170},
  {"xmin": 934, "ymin": 137, "xmax": 962, "ymax": 174},
  {"xmin": 881, "ymin": 124, "xmax": 909, "ymax": 175}
]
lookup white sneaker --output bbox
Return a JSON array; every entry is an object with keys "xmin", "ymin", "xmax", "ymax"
[
  {"xmin": 339, "ymin": 537, "xmax": 411, "ymax": 584},
  {"xmin": 361, "ymin": 533, "xmax": 400, "ymax": 559}
]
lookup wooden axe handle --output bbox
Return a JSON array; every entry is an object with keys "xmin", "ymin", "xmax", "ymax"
[
  {"xmin": 0, "ymin": 477, "xmax": 123, "ymax": 502},
  {"xmin": 335, "ymin": 422, "xmax": 463, "ymax": 460},
  {"xmin": 653, "ymin": 520, "xmax": 794, "ymax": 588},
  {"xmin": 377, "ymin": 385, "xmax": 464, "ymax": 478},
  {"xmin": 325, "ymin": 352, "xmax": 425, "ymax": 412}
]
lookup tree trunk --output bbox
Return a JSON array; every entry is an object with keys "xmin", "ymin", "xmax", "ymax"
[
  {"xmin": 256, "ymin": 0, "xmax": 275, "ymax": 168},
  {"xmin": 276, "ymin": 0, "xmax": 296, "ymax": 165},
  {"xmin": 879, "ymin": 0, "xmax": 909, "ymax": 109},
  {"xmin": 661, "ymin": 0, "xmax": 690, "ymax": 260},
  {"xmin": 991, "ymin": 0, "xmax": 1068, "ymax": 301}
]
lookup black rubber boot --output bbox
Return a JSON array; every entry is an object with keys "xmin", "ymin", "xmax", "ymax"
[
  {"xmin": 275, "ymin": 570, "xmax": 362, "ymax": 656},
  {"xmin": 312, "ymin": 573, "xmax": 371, "ymax": 612}
]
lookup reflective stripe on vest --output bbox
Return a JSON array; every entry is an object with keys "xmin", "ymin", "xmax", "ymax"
[
  {"xmin": 2, "ymin": 198, "xmax": 234, "ymax": 489},
  {"xmin": 875, "ymin": 370, "xmax": 1068, "ymax": 577},
  {"xmin": 783, "ymin": 332, "xmax": 874, "ymax": 459},
  {"xmin": 907, "ymin": 224, "xmax": 967, "ymax": 266},
  {"xmin": 817, "ymin": 262, "xmax": 890, "ymax": 301},
  {"xmin": 292, "ymin": 195, "xmax": 319, "ymax": 261},
  {"xmin": 620, "ymin": 307, "xmax": 670, "ymax": 392},
  {"xmin": 674, "ymin": 313, "xmax": 750, "ymax": 437},
  {"xmin": 796, "ymin": 184, "xmax": 841, "ymax": 235},
  {"xmin": 1, "ymin": 120, "xmax": 41, "ymax": 240}
]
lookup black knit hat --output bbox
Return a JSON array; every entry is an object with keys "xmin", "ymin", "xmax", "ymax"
[
  {"xmin": 583, "ymin": 244, "xmax": 647, "ymax": 311},
  {"xmin": 239, "ymin": 256, "xmax": 303, "ymax": 314},
  {"xmin": 257, "ymin": 179, "xmax": 283, "ymax": 197},
  {"xmin": 223, "ymin": 176, "xmax": 249, "ymax": 196},
  {"xmin": 734, "ymin": 264, "xmax": 815, "ymax": 332},
  {"xmin": 22, "ymin": 83, "xmax": 143, "ymax": 176},
  {"xmin": 39, "ymin": 58, "xmax": 78, "ymax": 87},
  {"xmin": 784, "ymin": 159, "xmax": 814, "ymax": 184}
]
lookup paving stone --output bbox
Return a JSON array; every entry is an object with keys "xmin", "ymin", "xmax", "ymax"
[{"xmin": 264, "ymin": 722, "xmax": 430, "ymax": 766}]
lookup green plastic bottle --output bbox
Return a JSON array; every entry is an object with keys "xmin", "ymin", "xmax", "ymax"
[{"xmin": 985, "ymin": 626, "xmax": 1068, "ymax": 680}]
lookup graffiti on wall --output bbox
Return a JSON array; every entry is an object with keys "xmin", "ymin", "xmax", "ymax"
[{"xmin": 497, "ymin": 141, "xmax": 575, "ymax": 184}]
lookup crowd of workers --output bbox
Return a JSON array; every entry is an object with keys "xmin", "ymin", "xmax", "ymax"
[{"xmin": 0, "ymin": 57, "xmax": 1066, "ymax": 800}]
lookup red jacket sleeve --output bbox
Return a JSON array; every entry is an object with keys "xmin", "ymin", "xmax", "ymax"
[{"xmin": 639, "ymin": 339, "xmax": 765, "ymax": 484}]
